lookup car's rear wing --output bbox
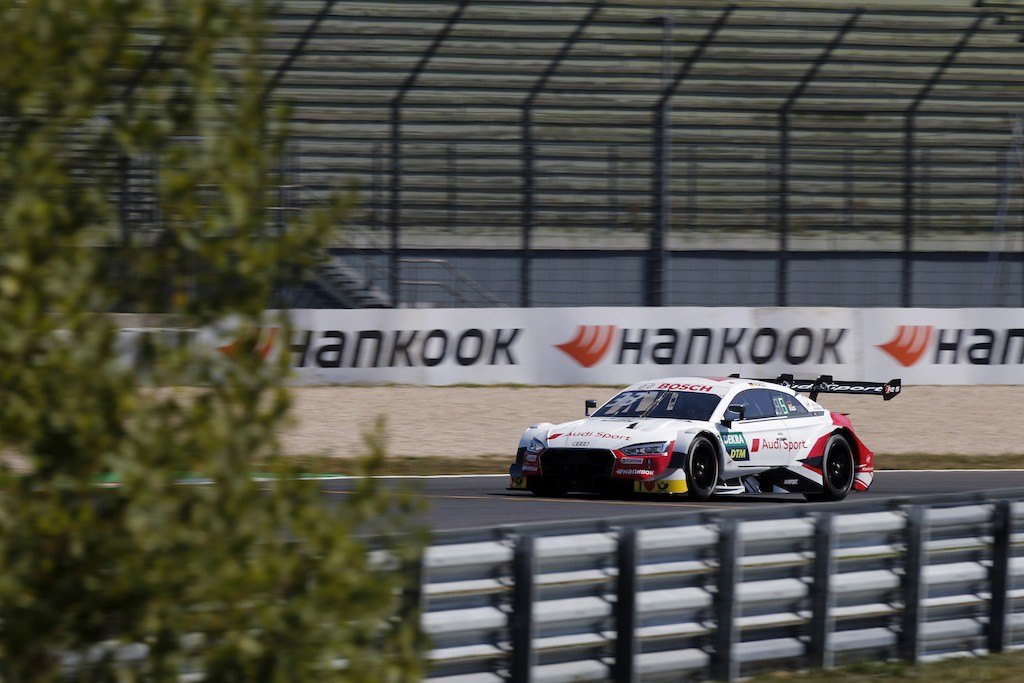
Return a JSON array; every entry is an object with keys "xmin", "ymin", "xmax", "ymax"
[{"xmin": 731, "ymin": 373, "xmax": 901, "ymax": 401}]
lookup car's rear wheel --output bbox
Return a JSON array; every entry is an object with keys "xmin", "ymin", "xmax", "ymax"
[
  {"xmin": 805, "ymin": 434, "xmax": 855, "ymax": 502},
  {"xmin": 685, "ymin": 436, "xmax": 719, "ymax": 501}
]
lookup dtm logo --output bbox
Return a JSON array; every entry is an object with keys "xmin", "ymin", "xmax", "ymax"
[
  {"xmin": 556, "ymin": 326, "xmax": 617, "ymax": 367},
  {"xmin": 722, "ymin": 432, "xmax": 749, "ymax": 461}
]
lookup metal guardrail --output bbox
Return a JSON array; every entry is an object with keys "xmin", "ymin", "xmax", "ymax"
[{"xmin": 419, "ymin": 488, "xmax": 1024, "ymax": 682}]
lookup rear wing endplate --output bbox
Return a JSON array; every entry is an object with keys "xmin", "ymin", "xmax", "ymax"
[{"xmin": 731, "ymin": 373, "xmax": 901, "ymax": 401}]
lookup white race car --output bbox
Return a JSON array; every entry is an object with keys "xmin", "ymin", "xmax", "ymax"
[{"xmin": 508, "ymin": 374, "xmax": 900, "ymax": 502}]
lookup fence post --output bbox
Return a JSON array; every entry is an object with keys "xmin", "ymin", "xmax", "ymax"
[
  {"xmin": 510, "ymin": 535, "xmax": 537, "ymax": 683},
  {"xmin": 520, "ymin": 0, "xmax": 604, "ymax": 308},
  {"xmin": 844, "ymin": 147, "xmax": 854, "ymax": 233},
  {"xmin": 614, "ymin": 526, "xmax": 638, "ymax": 683},
  {"xmin": 609, "ymin": 145, "xmax": 619, "ymax": 229},
  {"xmin": 901, "ymin": 13, "xmax": 987, "ymax": 308},
  {"xmin": 648, "ymin": 6, "xmax": 735, "ymax": 308},
  {"xmin": 809, "ymin": 512, "xmax": 837, "ymax": 669},
  {"xmin": 899, "ymin": 505, "xmax": 926, "ymax": 664},
  {"xmin": 688, "ymin": 143, "xmax": 698, "ymax": 231},
  {"xmin": 988, "ymin": 500, "xmax": 1012, "ymax": 654},
  {"xmin": 777, "ymin": 9, "xmax": 861, "ymax": 306},
  {"xmin": 372, "ymin": 144, "xmax": 382, "ymax": 234},
  {"xmin": 447, "ymin": 142, "xmax": 457, "ymax": 231},
  {"xmin": 389, "ymin": 0, "xmax": 470, "ymax": 307},
  {"xmin": 713, "ymin": 517, "xmax": 740, "ymax": 682}
]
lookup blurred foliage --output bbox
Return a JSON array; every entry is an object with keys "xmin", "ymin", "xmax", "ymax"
[{"xmin": 0, "ymin": 1, "xmax": 427, "ymax": 681}]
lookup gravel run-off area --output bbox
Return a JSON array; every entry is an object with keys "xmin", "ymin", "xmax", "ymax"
[{"xmin": 281, "ymin": 385, "xmax": 1023, "ymax": 462}]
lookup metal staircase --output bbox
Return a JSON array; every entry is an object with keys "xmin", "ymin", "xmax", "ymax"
[{"xmin": 313, "ymin": 255, "xmax": 392, "ymax": 308}]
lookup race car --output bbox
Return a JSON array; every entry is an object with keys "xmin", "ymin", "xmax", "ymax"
[{"xmin": 508, "ymin": 374, "xmax": 900, "ymax": 502}]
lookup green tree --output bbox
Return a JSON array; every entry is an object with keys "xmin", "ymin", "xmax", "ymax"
[{"xmin": 0, "ymin": 1, "xmax": 426, "ymax": 681}]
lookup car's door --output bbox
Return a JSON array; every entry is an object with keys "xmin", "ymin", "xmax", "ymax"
[
  {"xmin": 729, "ymin": 388, "xmax": 792, "ymax": 467},
  {"xmin": 769, "ymin": 389, "xmax": 824, "ymax": 465}
]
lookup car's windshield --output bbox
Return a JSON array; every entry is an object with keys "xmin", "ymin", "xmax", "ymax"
[{"xmin": 593, "ymin": 390, "xmax": 722, "ymax": 421}]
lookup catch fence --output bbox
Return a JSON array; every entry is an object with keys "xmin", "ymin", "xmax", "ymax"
[{"xmin": 110, "ymin": 0, "xmax": 1024, "ymax": 309}]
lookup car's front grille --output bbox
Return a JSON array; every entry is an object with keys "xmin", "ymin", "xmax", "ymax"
[{"xmin": 541, "ymin": 448, "xmax": 616, "ymax": 485}]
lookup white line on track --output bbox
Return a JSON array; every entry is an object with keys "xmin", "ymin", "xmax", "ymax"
[{"xmin": 363, "ymin": 470, "xmax": 1024, "ymax": 479}]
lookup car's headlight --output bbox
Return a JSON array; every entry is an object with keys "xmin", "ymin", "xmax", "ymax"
[
  {"xmin": 525, "ymin": 435, "xmax": 547, "ymax": 455},
  {"xmin": 620, "ymin": 441, "xmax": 669, "ymax": 456}
]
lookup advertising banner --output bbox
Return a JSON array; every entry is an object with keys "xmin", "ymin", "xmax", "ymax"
[
  {"xmin": 861, "ymin": 308, "xmax": 1024, "ymax": 385},
  {"xmin": 270, "ymin": 307, "xmax": 1024, "ymax": 386},
  {"xmin": 121, "ymin": 307, "xmax": 1024, "ymax": 386},
  {"xmin": 201, "ymin": 307, "xmax": 974, "ymax": 387}
]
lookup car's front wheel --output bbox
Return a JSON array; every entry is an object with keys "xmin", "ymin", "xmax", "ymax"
[
  {"xmin": 805, "ymin": 434, "xmax": 855, "ymax": 502},
  {"xmin": 685, "ymin": 436, "xmax": 719, "ymax": 501}
]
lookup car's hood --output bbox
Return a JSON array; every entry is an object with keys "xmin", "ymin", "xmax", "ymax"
[{"xmin": 544, "ymin": 416, "xmax": 703, "ymax": 450}]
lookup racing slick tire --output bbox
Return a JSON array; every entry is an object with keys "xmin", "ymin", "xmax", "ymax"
[
  {"xmin": 685, "ymin": 435, "xmax": 719, "ymax": 501},
  {"xmin": 804, "ymin": 434, "xmax": 855, "ymax": 502}
]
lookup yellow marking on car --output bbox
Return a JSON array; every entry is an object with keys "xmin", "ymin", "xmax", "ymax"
[{"xmin": 633, "ymin": 479, "xmax": 688, "ymax": 494}]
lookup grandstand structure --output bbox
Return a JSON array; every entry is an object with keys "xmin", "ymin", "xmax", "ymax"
[{"xmin": 262, "ymin": 1, "xmax": 1024, "ymax": 306}]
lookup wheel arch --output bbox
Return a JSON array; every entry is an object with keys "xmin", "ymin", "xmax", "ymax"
[
  {"xmin": 830, "ymin": 425, "xmax": 869, "ymax": 470},
  {"xmin": 669, "ymin": 429, "xmax": 726, "ymax": 470}
]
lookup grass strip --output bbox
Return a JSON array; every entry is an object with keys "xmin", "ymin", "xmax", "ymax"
[{"xmin": 748, "ymin": 650, "xmax": 1024, "ymax": 682}]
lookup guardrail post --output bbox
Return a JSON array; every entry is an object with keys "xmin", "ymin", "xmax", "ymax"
[
  {"xmin": 400, "ymin": 550, "xmax": 429, "ymax": 658},
  {"xmin": 988, "ymin": 500, "xmax": 1012, "ymax": 654},
  {"xmin": 809, "ymin": 512, "xmax": 837, "ymax": 669},
  {"xmin": 614, "ymin": 526, "xmax": 638, "ymax": 683},
  {"xmin": 510, "ymin": 535, "xmax": 537, "ymax": 683},
  {"xmin": 713, "ymin": 518, "xmax": 740, "ymax": 682},
  {"xmin": 899, "ymin": 505, "xmax": 926, "ymax": 664}
]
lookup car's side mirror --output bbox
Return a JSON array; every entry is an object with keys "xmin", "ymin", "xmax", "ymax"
[
  {"xmin": 585, "ymin": 399, "xmax": 597, "ymax": 416},
  {"xmin": 722, "ymin": 404, "xmax": 745, "ymax": 428}
]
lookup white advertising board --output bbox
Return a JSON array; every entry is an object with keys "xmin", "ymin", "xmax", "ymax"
[{"xmin": 264, "ymin": 307, "xmax": 1024, "ymax": 386}]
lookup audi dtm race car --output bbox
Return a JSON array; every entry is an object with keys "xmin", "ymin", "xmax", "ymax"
[{"xmin": 508, "ymin": 374, "xmax": 900, "ymax": 502}]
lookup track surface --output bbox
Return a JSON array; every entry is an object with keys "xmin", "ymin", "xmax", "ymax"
[{"xmin": 323, "ymin": 470, "xmax": 1024, "ymax": 532}]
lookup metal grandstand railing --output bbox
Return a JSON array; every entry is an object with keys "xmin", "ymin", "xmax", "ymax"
[
  {"xmin": 92, "ymin": 0, "xmax": 1024, "ymax": 309},
  {"xmin": 252, "ymin": 0, "xmax": 1024, "ymax": 308}
]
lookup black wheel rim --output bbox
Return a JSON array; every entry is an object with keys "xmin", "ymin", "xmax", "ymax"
[
  {"xmin": 692, "ymin": 446, "xmax": 715, "ymax": 491},
  {"xmin": 827, "ymin": 447, "xmax": 852, "ymax": 491}
]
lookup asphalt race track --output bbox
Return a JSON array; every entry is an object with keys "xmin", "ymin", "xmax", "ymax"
[{"xmin": 321, "ymin": 470, "xmax": 1024, "ymax": 533}]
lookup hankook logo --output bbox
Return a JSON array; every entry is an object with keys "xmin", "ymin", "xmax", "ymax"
[
  {"xmin": 878, "ymin": 326, "xmax": 933, "ymax": 367},
  {"xmin": 877, "ymin": 325, "xmax": 1024, "ymax": 366},
  {"xmin": 556, "ymin": 325, "xmax": 617, "ymax": 367},
  {"xmin": 217, "ymin": 327, "xmax": 280, "ymax": 360},
  {"xmin": 556, "ymin": 325, "xmax": 846, "ymax": 367}
]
